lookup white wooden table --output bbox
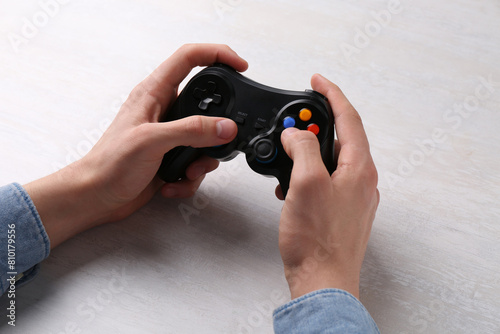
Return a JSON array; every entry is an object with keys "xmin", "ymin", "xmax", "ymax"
[{"xmin": 1, "ymin": 1, "xmax": 499, "ymax": 333}]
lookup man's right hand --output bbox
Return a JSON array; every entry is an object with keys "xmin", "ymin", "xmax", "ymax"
[{"xmin": 277, "ymin": 74, "xmax": 380, "ymax": 300}]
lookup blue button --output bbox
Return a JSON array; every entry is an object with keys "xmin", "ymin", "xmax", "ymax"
[{"xmin": 283, "ymin": 117, "xmax": 296, "ymax": 128}]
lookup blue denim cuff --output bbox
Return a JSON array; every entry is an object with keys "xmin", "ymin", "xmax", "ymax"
[
  {"xmin": 273, "ymin": 288, "xmax": 380, "ymax": 334},
  {"xmin": 0, "ymin": 183, "xmax": 50, "ymax": 295}
]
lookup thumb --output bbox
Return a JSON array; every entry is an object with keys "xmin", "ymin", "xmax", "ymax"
[
  {"xmin": 149, "ymin": 116, "xmax": 238, "ymax": 155},
  {"xmin": 281, "ymin": 128, "xmax": 330, "ymax": 182}
]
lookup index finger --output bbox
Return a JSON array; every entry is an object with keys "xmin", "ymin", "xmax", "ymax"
[
  {"xmin": 143, "ymin": 44, "xmax": 249, "ymax": 109},
  {"xmin": 311, "ymin": 74, "xmax": 372, "ymax": 166}
]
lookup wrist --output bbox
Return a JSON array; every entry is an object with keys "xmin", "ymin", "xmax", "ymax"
[
  {"xmin": 24, "ymin": 159, "xmax": 113, "ymax": 249},
  {"xmin": 285, "ymin": 267, "xmax": 360, "ymax": 300}
]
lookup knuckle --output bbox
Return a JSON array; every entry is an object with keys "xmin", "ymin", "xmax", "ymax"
[
  {"xmin": 185, "ymin": 181, "xmax": 202, "ymax": 198},
  {"xmin": 329, "ymin": 81, "xmax": 341, "ymax": 92},
  {"xmin": 355, "ymin": 162, "xmax": 379, "ymax": 192},
  {"xmin": 130, "ymin": 124, "xmax": 154, "ymax": 146},
  {"xmin": 129, "ymin": 82, "xmax": 148, "ymax": 102},
  {"xmin": 365, "ymin": 163, "xmax": 379, "ymax": 187},
  {"xmin": 129, "ymin": 82, "xmax": 161, "ymax": 108},
  {"xmin": 324, "ymin": 81, "xmax": 341, "ymax": 99},
  {"xmin": 298, "ymin": 170, "xmax": 326, "ymax": 187},
  {"xmin": 292, "ymin": 164, "xmax": 330, "ymax": 193},
  {"xmin": 338, "ymin": 158, "xmax": 378, "ymax": 192},
  {"xmin": 351, "ymin": 111, "xmax": 363, "ymax": 124},
  {"xmin": 361, "ymin": 162, "xmax": 378, "ymax": 182},
  {"xmin": 179, "ymin": 44, "xmax": 199, "ymax": 66},
  {"xmin": 179, "ymin": 43, "xmax": 194, "ymax": 53},
  {"xmin": 184, "ymin": 116, "xmax": 206, "ymax": 137},
  {"xmin": 290, "ymin": 130, "xmax": 319, "ymax": 148},
  {"xmin": 176, "ymin": 44, "xmax": 194, "ymax": 64},
  {"xmin": 185, "ymin": 187, "xmax": 197, "ymax": 198},
  {"xmin": 293, "ymin": 172, "xmax": 329, "ymax": 197}
]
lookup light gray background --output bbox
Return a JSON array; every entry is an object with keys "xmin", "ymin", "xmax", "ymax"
[{"xmin": 0, "ymin": 0, "xmax": 499, "ymax": 333}]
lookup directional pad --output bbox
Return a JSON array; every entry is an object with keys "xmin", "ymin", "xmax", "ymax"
[{"xmin": 193, "ymin": 81, "xmax": 222, "ymax": 111}]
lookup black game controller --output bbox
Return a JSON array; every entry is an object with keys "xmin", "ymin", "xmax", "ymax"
[{"xmin": 157, "ymin": 63, "xmax": 335, "ymax": 197}]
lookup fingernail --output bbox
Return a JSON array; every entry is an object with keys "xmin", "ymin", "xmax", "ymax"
[
  {"xmin": 163, "ymin": 186, "xmax": 178, "ymax": 198},
  {"xmin": 216, "ymin": 119, "xmax": 236, "ymax": 139},
  {"xmin": 281, "ymin": 127, "xmax": 299, "ymax": 140}
]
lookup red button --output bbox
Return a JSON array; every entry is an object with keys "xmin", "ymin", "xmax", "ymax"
[{"xmin": 307, "ymin": 123, "xmax": 320, "ymax": 135}]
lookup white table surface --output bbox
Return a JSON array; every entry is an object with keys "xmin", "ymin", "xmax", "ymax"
[{"xmin": 1, "ymin": 0, "xmax": 499, "ymax": 333}]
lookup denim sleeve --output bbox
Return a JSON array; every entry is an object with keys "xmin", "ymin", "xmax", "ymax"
[
  {"xmin": 273, "ymin": 289, "xmax": 380, "ymax": 334},
  {"xmin": 0, "ymin": 183, "xmax": 50, "ymax": 295}
]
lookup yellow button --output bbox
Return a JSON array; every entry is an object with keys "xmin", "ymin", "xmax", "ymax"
[{"xmin": 299, "ymin": 108, "xmax": 312, "ymax": 121}]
